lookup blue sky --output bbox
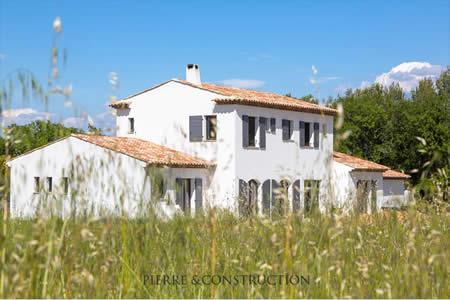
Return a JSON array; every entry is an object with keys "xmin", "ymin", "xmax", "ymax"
[{"xmin": 0, "ymin": 0, "xmax": 449, "ymax": 130}]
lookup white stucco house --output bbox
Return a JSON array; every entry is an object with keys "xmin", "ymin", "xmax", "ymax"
[{"xmin": 6, "ymin": 64, "xmax": 410, "ymax": 218}]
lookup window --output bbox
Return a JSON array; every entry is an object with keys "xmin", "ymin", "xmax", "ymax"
[
  {"xmin": 128, "ymin": 117, "xmax": 135, "ymax": 134},
  {"xmin": 282, "ymin": 119, "xmax": 292, "ymax": 141},
  {"xmin": 63, "ymin": 177, "xmax": 69, "ymax": 195},
  {"xmin": 46, "ymin": 177, "xmax": 53, "ymax": 193},
  {"xmin": 304, "ymin": 122, "xmax": 311, "ymax": 146},
  {"xmin": 239, "ymin": 179, "xmax": 259, "ymax": 216},
  {"xmin": 304, "ymin": 180, "xmax": 320, "ymax": 212},
  {"xmin": 205, "ymin": 116, "xmax": 217, "ymax": 141},
  {"xmin": 322, "ymin": 123, "xmax": 327, "ymax": 138},
  {"xmin": 34, "ymin": 177, "xmax": 40, "ymax": 194},
  {"xmin": 248, "ymin": 116, "xmax": 256, "ymax": 146},
  {"xmin": 190, "ymin": 115, "xmax": 217, "ymax": 142},
  {"xmin": 270, "ymin": 118, "xmax": 276, "ymax": 133}
]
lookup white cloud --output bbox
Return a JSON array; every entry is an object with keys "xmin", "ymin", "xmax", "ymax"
[
  {"xmin": 62, "ymin": 110, "xmax": 116, "ymax": 134},
  {"xmin": 375, "ymin": 62, "xmax": 445, "ymax": 91},
  {"xmin": 1, "ymin": 108, "xmax": 52, "ymax": 126},
  {"xmin": 217, "ymin": 79, "xmax": 265, "ymax": 89},
  {"xmin": 334, "ymin": 84, "xmax": 351, "ymax": 94}
]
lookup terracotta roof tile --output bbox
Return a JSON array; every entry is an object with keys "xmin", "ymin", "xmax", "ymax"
[
  {"xmin": 110, "ymin": 79, "xmax": 337, "ymax": 115},
  {"xmin": 73, "ymin": 134, "xmax": 213, "ymax": 168},
  {"xmin": 382, "ymin": 169, "xmax": 411, "ymax": 179},
  {"xmin": 333, "ymin": 151, "xmax": 389, "ymax": 171}
]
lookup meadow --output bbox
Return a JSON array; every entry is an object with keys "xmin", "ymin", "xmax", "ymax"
[{"xmin": 0, "ymin": 207, "xmax": 448, "ymax": 298}]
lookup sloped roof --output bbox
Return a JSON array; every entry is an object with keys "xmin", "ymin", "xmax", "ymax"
[
  {"xmin": 73, "ymin": 134, "xmax": 214, "ymax": 168},
  {"xmin": 110, "ymin": 79, "xmax": 337, "ymax": 115},
  {"xmin": 333, "ymin": 151, "xmax": 390, "ymax": 171},
  {"xmin": 382, "ymin": 169, "xmax": 411, "ymax": 179},
  {"xmin": 333, "ymin": 151, "xmax": 410, "ymax": 180}
]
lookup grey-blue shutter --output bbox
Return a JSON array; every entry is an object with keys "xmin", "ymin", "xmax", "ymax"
[
  {"xmin": 270, "ymin": 118, "xmax": 276, "ymax": 133},
  {"xmin": 282, "ymin": 119, "xmax": 289, "ymax": 141},
  {"xmin": 293, "ymin": 179, "xmax": 301, "ymax": 212},
  {"xmin": 314, "ymin": 122, "xmax": 320, "ymax": 148},
  {"xmin": 175, "ymin": 178, "xmax": 182, "ymax": 207},
  {"xmin": 262, "ymin": 180, "xmax": 271, "ymax": 215},
  {"xmin": 259, "ymin": 117, "xmax": 267, "ymax": 149},
  {"xmin": 189, "ymin": 116, "xmax": 203, "ymax": 142},
  {"xmin": 194, "ymin": 178, "xmax": 202, "ymax": 211},
  {"xmin": 299, "ymin": 121, "xmax": 305, "ymax": 147},
  {"xmin": 242, "ymin": 115, "xmax": 249, "ymax": 147}
]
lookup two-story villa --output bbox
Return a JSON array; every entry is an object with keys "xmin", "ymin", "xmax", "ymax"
[{"xmin": 7, "ymin": 65, "xmax": 410, "ymax": 218}]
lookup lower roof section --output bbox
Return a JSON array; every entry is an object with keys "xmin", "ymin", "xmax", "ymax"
[
  {"xmin": 333, "ymin": 151, "xmax": 410, "ymax": 180},
  {"xmin": 72, "ymin": 134, "xmax": 214, "ymax": 168}
]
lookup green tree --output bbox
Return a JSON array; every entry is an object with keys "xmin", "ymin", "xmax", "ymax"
[{"xmin": 332, "ymin": 68, "xmax": 450, "ymax": 187}]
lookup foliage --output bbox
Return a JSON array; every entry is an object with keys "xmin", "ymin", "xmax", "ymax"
[
  {"xmin": 0, "ymin": 120, "xmax": 82, "ymax": 158},
  {"xmin": 0, "ymin": 210, "xmax": 448, "ymax": 298},
  {"xmin": 332, "ymin": 68, "xmax": 450, "ymax": 189},
  {"xmin": 286, "ymin": 93, "xmax": 319, "ymax": 104}
]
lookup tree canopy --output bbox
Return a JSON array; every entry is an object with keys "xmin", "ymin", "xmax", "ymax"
[{"xmin": 331, "ymin": 67, "xmax": 449, "ymax": 190}]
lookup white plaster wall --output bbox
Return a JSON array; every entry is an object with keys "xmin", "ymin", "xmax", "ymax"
[
  {"xmin": 330, "ymin": 161, "xmax": 355, "ymax": 211},
  {"xmin": 233, "ymin": 106, "xmax": 334, "ymax": 212},
  {"xmin": 115, "ymin": 81, "xmax": 237, "ymax": 209},
  {"xmin": 8, "ymin": 137, "xmax": 150, "ymax": 218},
  {"xmin": 383, "ymin": 179, "xmax": 406, "ymax": 207}
]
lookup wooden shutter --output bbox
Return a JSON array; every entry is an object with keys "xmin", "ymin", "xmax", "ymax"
[
  {"xmin": 242, "ymin": 115, "xmax": 249, "ymax": 147},
  {"xmin": 259, "ymin": 117, "xmax": 267, "ymax": 149},
  {"xmin": 299, "ymin": 121, "xmax": 305, "ymax": 147},
  {"xmin": 293, "ymin": 179, "xmax": 301, "ymax": 212},
  {"xmin": 270, "ymin": 118, "xmax": 276, "ymax": 133},
  {"xmin": 282, "ymin": 119, "xmax": 289, "ymax": 141},
  {"xmin": 189, "ymin": 116, "xmax": 203, "ymax": 142},
  {"xmin": 262, "ymin": 180, "xmax": 271, "ymax": 215},
  {"xmin": 314, "ymin": 122, "xmax": 320, "ymax": 148},
  {"xmin": 194, "ymin": 178, "xmax": 202, "ymax": 211},
  {"xmin": 175, "ymin": 178, "xmax": 182, "ymax": 206}
]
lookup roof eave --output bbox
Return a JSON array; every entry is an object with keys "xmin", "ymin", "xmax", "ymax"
[{"xmin": 213, "ymin": 99, "xmax": 338, "ymax": 116}]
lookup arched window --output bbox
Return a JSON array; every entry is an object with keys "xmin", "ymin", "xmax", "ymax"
[
  {"xmin": 248, "ymin": 179, "xmax": 259, "ymax": 215},
  {"xmin": 262, "ymin": 179, "xmax": 289, "ymax": 218},
  {"xmin": 238, "ymin": 179, "xmax": 259, "ymax": 216},
  {"xmin": 275, "ymin": 179, "xmax": 290, "ymax": 216},
  {"xmin": 262, "ymin": 180, "xmax": 271, "ymax": 216},
  {"xmin": 293, "ymin": 180, "xmax": 301, "ymax": 212}
]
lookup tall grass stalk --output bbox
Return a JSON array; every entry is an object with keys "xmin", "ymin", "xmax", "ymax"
[{"xmin": 0, "ymin": 208, "xmax": 447, "ymax": 298}]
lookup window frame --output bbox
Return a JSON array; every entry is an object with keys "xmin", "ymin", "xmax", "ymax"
[
  {"xmin": 270, "ymin": 118, "xmax": 276, "ymax": 133},
  {"xmin": 46, "ymin": 177, "xmax": 53, "ymax": 193},
  {"xmin": 128, "ymin": 117, "xmax": 135, "ymax": 134},
  {"xmin": 33, "ymin": 177, "xmax": 40, "ymax": 194},
  {"xmin": 205, "ymin": 115, "xmax": 217, "ymax": 141},
  {"xmin": 63, "ymin": 177, "xmax": 69, "ymax": 195},
  {"xmin": 247, "ymin": 116, "xmax": 257, "ymax": 147},
  {"xmin": 282, "ymin": 119, "xmax": 293, "ymax": 141},
  {"xmin": 304, "ymin": 180, "xmax": 320, "ymax": 212},
  {"xmin": 304, "ymin": 122, "xmax": 312, "ymax": 147}
]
